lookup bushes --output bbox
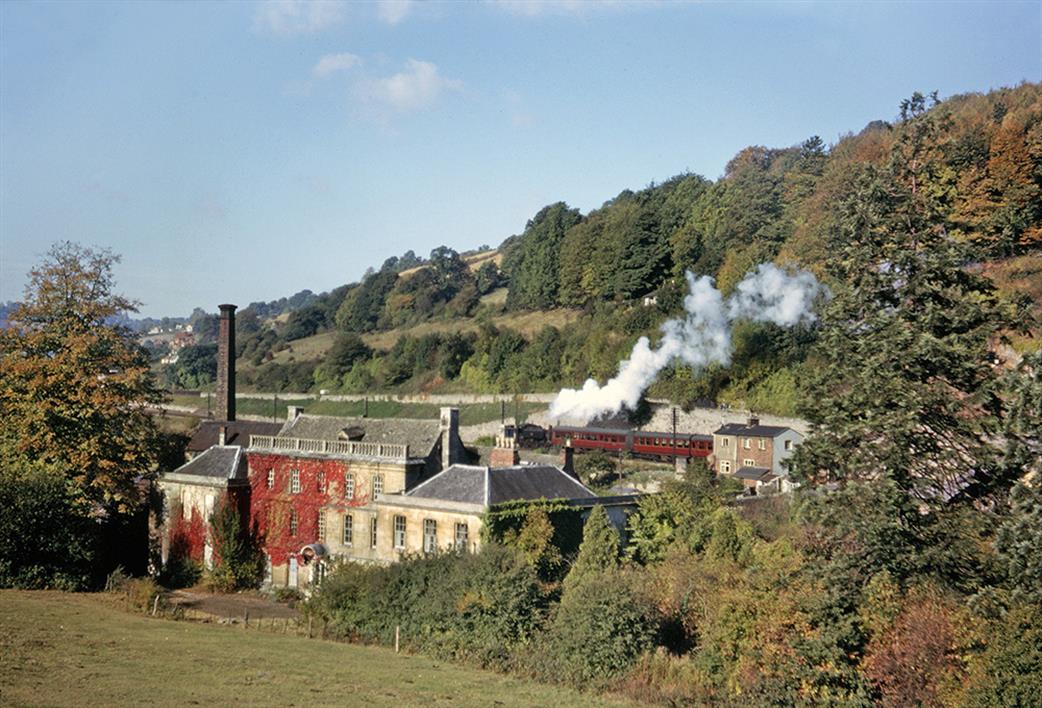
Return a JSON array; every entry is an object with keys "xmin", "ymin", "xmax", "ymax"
[
  {"xmin": 309, "ymin": 545, "xmax": 546, "ymax": 668},
  {"xmin": 208, "ymin": 500, "xmax": 265, "ymax": 592},
  {"xmin": 0, "ymin": 464, "xmax": 99, "ymax": 590},
  {"xmin": 535, "ymin": 570, "xmax": 657, "ymax": 687}
]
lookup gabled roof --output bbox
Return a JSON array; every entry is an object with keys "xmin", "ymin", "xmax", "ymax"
[
  {"xmin": 714, "ymin": 422, "xmax": 793, "ymax": 438},
  {"xmin": 278, "ymin": 414, "xmax": 442, "ymax": 456},
  {"xmin": 735, "ymin": 466, "xmax": 777, "ymax": 482},
  {"xmin": 166, "ymin": 445, "xmax": 248, "ymax": 482},
  {"xmin": 187, "ymin": 420, "xmax": 283, "ymax": 452},
  {"xmin": 405, "ymin": 463, "xmax": 595, "ymax": 507}
]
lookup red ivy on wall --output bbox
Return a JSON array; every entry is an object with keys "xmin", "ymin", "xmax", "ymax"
[
  {"xmin": 246, "ymin": 453, "xmax": 370, "ymax": 565},
  {"xmin": 168, "ymin": 506, "xmax": 207, "ymax": 562}
]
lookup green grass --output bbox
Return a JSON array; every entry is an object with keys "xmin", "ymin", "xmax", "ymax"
[
  {"xmin": 0, "ymin": 590, "xmax": 627, "ymax": 707},
  {"xmin": 159, "ymin": 395, "xmax": 546, "ymax": 427}
]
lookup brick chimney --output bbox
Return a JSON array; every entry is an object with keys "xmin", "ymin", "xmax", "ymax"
[
  {"xmin": 439, "ymin": 407, "xmax": 462, "ymax": 469},
  {"xmin": 287, "ymin": 405, "xmax": 305, "ymax": 422},
  {"xmin": 216, "ymin": 304, "xmax": 236, "ymax": 422},
  {"xmin": 747, "ymin": 416, "xmax": 760, "ymax": 427},
  {"xmin": 561, "ymin": 439, "xmax": 577, "ymax": 479},
  {"xmin": 490, "ymin": 427, "xmax": 520, "ymax": 468},
  {"xmin": 218, "ymin": 425, "xmax": 227, "ymax": 446}
]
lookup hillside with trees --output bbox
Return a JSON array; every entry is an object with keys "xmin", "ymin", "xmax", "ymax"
[{"xmin": 165, "ymin": 85, "xmax": 1041, "ymax": 417}]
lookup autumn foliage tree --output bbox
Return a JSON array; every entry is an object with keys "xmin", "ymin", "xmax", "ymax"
[{"xmin": 0, "ymin": 242, "xmax": 164, "ymax": 511}]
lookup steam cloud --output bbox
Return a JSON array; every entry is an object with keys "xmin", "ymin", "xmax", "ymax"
[{"xmin": 549, "ymin": 264, "xmax": 825, "ymax": 425}]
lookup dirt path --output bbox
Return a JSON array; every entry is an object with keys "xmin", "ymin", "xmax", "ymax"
[{"xmin": 167, "ymin": 590, "xmax": 299, "ymax": 620}]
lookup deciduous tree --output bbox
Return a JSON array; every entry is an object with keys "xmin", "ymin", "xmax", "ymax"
[{"xmin": 0, "ymin": 242, "xmax": 163, "ymax": 511}]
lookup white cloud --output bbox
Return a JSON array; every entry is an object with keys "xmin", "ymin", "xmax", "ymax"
[
  {"xmin": 254, "ymin": 0, "xmax": 346, "ymax": 35},
  {"xmin": 362, "ymin": 59, "xmax": 462, "ymax": 113},
  {"xmin": 312, "ymin": 52, "xmax": 361, "ymax": 77},
  {"xmin": 377, "ymin": 0, "xmax": 414, "ymax": 25}
]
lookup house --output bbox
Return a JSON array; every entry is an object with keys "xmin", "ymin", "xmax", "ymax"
[
  {"xmin": 243, "ymin": 406, "xmax": 471, "ymax": 587},
  {"xmin": 712, "ymin": 417, "xmax": 803, "ymax": 493}
]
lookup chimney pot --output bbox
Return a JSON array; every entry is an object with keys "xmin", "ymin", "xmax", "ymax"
[{"xmin": 218, "ymin": 425, "xmax": 227, "ymax": 446}]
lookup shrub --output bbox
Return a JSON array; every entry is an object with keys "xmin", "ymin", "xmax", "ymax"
[
  {"xmin": 308, "ymin": 546, "xmax": 546, "ymax": 669},
  {"xmin": 208, "ymin": 499, "xmax": 265, "ymax": 592},
  {"xmin": 538, "ymin": 570, "xmax": 657, "ymax": 687},
  {"xmin": 0, "ymin": 464, "xmax": 99, "ymax": 590}
]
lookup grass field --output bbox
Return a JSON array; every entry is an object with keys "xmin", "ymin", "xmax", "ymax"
[
  {"xmin": 164, "ymin": 394, "xmax": 546, "ymax": 427},
  {"xmin": 0, "ymin": 590, "xmax": 626, "ymax": 707}
]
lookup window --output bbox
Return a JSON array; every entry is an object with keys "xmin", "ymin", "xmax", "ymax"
[
  {"xmin": 720, "ymin": 460, "xmax": 731, "ymax": 474},
  {"xmin": 372, "ymin": 474, "xmax": 384, "ymax": 497},
  {"xmin": 317, "ymin": 511, "xmax": 326, "ymax": 541},
  {"xmin": 423, "ymin": 519, "xmax": 437, "ymax": 554},
  {"xmin": 343, "ymin": 514, "xmax": 353, "ymax": 546},
  {"xmin": 317, "ymin": 471, "xmax": 326, "ymax": 493},
  {"xmin": 454, "ymin": 523, "xmax": 469, "ymax": 551},
  {"xmin": 393, "ymin": 515, "xmax": 406, "ymax": 550},
  {"xmin": 345, "ymin": 473, "xmax": 355, "ymax": 500},
  {"xmin": 743, "ymin": 438, "xmax": 751, "ymax": 449},
  {"xmin": 289, "ymin": 509, "xmax": 298, "ymax": 536},
  {"xmin": 370, "ymin": 518, "xmax": 378, "ymax": 549},
  {"xmin": 290, "ymin": 469, "xmax": 301, "ymax": 494},
  {"xmin": 266, "ymin": 469, "xmax": 274, "ymax": 489},
  {"xmin": 743, "ymin": 458, "xmax": 756, "ymax": 467},
  {"xmin": 758, "ymin": 439, "xmax": 766, "ymax": 451},
  {"xmin": 784, "ymin": 440, "xmax": 793, "ymax": 451}
]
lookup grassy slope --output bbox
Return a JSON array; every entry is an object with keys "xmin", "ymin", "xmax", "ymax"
[
  {"xmin": 0, "ymin": 590, "xmax": 624, "ymax": 707},
  {"xmin": 241, "ymin": 308, "xmax": 582, "ymax": 371}
]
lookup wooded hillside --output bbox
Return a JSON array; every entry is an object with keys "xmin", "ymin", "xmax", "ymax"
[{"xmin": 164, "ymin": 84, "xmax": 1042, "ymax": 414}]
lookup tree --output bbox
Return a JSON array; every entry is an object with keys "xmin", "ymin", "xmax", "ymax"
[
  {"xmin": 790, "ymin": 95, "xmax": 1025, "ymax": 511},
  {"xmin": 563, "ymin": 505, "xmax": 619, "ymax": 592},
  {"xmin": 504, "ymin": 202, "xmax": 582, "ymax": 310},
  {"xmin": 208, "ymin": 498, "xmax": 264, "ymax": 592},
  {"xmin": 0, "ymin": 242, "xmax": 163, "ymax": 510}
]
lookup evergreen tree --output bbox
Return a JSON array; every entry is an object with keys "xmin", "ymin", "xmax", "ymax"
[
  {"xmin": 504, "ymin": 202, "xmax": 582, "ymax": 310},
  {"xmin": 791, "ymin": 94, "xmax": 1025, "ymax": 511},
  {"xmin": 563, "ymin": 505, "xmax": 619, "ymax": 592}
]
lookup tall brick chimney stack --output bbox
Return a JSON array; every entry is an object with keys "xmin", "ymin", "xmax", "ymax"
[{"xmin": 216, "ymin": 304, "xmax": 236, "ymax": 422}]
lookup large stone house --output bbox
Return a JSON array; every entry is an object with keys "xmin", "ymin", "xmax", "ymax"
[{"xmin": 711, "ymin": 417, "xmax": 804, "ymax": 494}]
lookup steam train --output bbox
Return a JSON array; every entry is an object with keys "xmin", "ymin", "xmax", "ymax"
[{"xmin": 547, "ymin": 425, "xmax": 713, "ymax": 459}]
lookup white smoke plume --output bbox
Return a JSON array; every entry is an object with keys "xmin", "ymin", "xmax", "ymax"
[{"xmin": 549, "ymin": 264, "xmax": 825, "ymax": 425}]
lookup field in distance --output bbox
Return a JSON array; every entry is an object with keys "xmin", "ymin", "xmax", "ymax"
[{"xmin": 0, "ymin": 590, "xmax": 628, "ymax": 707}]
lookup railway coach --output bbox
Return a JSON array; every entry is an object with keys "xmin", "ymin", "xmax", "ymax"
[{"xmin": 548, "ymin": 425, "xmax": 713, "ymax": 459}]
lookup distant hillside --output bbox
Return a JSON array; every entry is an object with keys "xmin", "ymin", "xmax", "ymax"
[{"xmin": 163, "ymin": 84, "xmax": 1042, "ymax": 415}]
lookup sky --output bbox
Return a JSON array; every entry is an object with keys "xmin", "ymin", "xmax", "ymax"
[{"xmin": 2, "ymin": 1, "xmax": 1040, "ymax": 317}]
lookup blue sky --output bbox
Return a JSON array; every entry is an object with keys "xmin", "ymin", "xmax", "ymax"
[{"xmin": 2, "ymin": 0, "xmax": 1040, "ymax": 317}]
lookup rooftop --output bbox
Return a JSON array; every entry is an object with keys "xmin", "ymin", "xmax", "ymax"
[
  {"xmin": 405, "ymin": 463, "xmax": 595, "ymax": 507},
  {"xmin": 187, "ymin": 420, "xmax": 283, "ymax": 452},
  {"xmin": 278, "ymin": 414, "xmax": 442, "ymax": 456},
  {"xmin": 165, "ymin": 445, "xmax": 247, "ymax": 483},
  {"xmin": 714, "ymin": 422, "xmax": 794, "ymax": 438}
]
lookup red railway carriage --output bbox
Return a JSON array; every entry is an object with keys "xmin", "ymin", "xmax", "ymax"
[{"xmin": 549, "ymin": 425, "xmax": 713, "ymax": 459}]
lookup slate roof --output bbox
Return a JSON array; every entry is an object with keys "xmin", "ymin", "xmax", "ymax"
[
  {"xmin": 278, "ymin": 414, "xmax": 442, "ymax": 456},
  {"xmin": 187, "ymin": 420, "xmax": 283, "ymax": 453},
  {"xmin": 168, "ymin": 445, "xmax": 248, "ymax": 481},
  {"xmin": 735, "ymin": 466, "xmax": 778, "ymax": 482},
  {"xmin": 714, "ymin": 422, "xmax": 792, "ymax": 438},
  {"xmin": 405, "ymin": 463, "xmax": 595, "ymax": 506}
]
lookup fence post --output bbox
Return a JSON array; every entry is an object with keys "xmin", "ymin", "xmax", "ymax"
[
  {"xmin": 395, "ymin": 625, "xmax": 400, "ymax": 654},
  {"xmin": 243, "ymin": 610, "xmax": 249, "ymax": 630},
  {"xmin": 308, "ymin": 616, "xmax": 313, "ymax": 639},
  {"xmin": 152, "ymin": 595, "xmax": 160, "ymax": 617}
]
